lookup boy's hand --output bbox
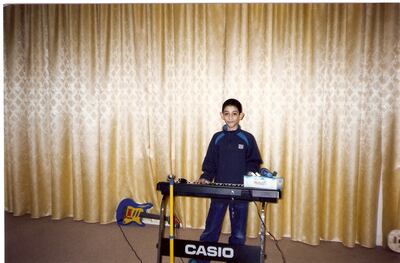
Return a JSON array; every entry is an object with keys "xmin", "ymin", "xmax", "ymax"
[{"xmin": 197, "ymin": 178, "xmax": 210, "ymax": 184}]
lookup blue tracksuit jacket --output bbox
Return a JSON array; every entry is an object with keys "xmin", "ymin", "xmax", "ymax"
[{"xmin": 200, "ymin": 125, "xmax": 263, "ymax": 184}]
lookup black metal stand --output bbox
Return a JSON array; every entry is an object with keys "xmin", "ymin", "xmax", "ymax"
[
  {"xmin": 156, "ymin": 196, "xmax": 167, "ymax": 263},
  {"xmin": 260, "ymin": 202, "xmax": 266, "ymax": 263},
  {"xmin": 156, "ymin": 197, "xmax": 271, "ymax": 262}
]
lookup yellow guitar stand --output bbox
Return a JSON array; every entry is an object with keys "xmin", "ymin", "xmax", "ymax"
[{"xmin": 168, "ymin": 175, "xmax": 175, "ymax": 263}]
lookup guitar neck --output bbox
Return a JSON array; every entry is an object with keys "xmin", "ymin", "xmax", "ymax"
[{"xmin": 140, "ymin": 212, "xmax": 161, "ymax": 220}]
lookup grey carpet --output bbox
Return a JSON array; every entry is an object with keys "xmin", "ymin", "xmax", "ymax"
[{"xmin": 5, "ymin": 212, "xmax": 400, "ymax": 263}]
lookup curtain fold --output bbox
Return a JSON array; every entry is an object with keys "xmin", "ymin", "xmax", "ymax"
[{"xmin": 4, "ymin": 3, "xmax": 400, "ymax": 247}]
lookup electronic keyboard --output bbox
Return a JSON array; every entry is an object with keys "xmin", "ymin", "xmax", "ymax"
[{"xmin": 156, "ymin": 181, "xmax": 281, "ymax": 202}]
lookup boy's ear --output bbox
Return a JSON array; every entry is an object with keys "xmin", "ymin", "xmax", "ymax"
[
  {"xmin": 240, "ymin": 113, "xmax": 245, "ymax": 120},
  {"xmin": 220, "ymin": 112, "xmax": 224, "ymax": 120}
]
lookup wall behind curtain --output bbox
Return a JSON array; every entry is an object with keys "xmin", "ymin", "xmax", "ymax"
[{"xmin": 4, "ymin": 4, "xmax": 400, "ymax": 247}]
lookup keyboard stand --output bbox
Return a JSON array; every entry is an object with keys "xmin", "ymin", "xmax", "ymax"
[
  {"xmin": 155, "ymin": 181, "xmax": 282, "ymax": 262},
  {"xmin": 260, "ymin": 202, "xmax": 266, "ymax": 263},
  {"xmin": 156, "ymin": 195, "xmax": 167, "ymax": 263},
  {"xmin": 156, "ymin": 197, "xmax": 271, "ymax": 263}
]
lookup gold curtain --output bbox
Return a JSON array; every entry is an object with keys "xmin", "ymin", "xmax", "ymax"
[{"xmin": 4, "ymin": 4, "xmax": 400, "ymax": 247}]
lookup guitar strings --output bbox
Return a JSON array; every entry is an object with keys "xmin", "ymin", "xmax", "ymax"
[
  {"xmin": 117, "ymin": 224, "xmax": 144, "ymax": 263},
  {"xmin": 253, "ymin": 201, "xmax": 287, "ymax": 263}
]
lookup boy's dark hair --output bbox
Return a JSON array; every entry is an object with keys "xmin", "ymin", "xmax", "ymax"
[{"xmin": 222, "ymin": 98, "xmax": 242, "ymax": 113}]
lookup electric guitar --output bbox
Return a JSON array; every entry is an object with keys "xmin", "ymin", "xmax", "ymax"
[{"xmin": 116, "ymin": 198, "xmax": 180, "ymax": 227}]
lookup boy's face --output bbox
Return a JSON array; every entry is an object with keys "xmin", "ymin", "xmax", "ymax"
[{"xmin": 220, "ymin": 105, "xmax": 244, "ymax": 131}]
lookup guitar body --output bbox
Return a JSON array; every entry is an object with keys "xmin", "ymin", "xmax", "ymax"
[{"xmin": 116, "ymin": 198, "xmax": 154, "ymax": 227}]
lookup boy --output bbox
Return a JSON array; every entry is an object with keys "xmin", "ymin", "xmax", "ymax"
[{"xmin": 193, "ymin": 98, "xmax": 262, "ymax": 262}]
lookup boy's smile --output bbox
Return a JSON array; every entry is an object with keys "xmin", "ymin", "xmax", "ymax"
[{"xmin": 220, "ymin": 105, "xmax": 245, "ymax": 131}]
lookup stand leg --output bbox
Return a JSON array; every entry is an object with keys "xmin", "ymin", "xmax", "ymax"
[
  {"xmin": 157, "ymin": 196, "xmax": 168, "ymax": 263},
  {"xmin": 260, "ymin": 202, "xmax": 266, "ymax": 263},
  {"xmin": 168, "ymin": 176, "xmax": 175, "ymax": 263}
]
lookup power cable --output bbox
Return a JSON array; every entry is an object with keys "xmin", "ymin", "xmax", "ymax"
[{"xmin": 117, "ymin": 224, "xmax": 144, "ymax": 263}]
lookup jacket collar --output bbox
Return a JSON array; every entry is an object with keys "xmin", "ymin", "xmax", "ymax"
[{"xmin": 222, "ymin": 124, "xmax": 241, "ymax": 133}]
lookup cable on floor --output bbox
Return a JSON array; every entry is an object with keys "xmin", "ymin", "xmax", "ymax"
[{"xmin": 117, "ymin": 224, "xmax": 143, "ymax": 263}]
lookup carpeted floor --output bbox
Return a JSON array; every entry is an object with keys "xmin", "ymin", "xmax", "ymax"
[{"xmin": 5, "ymin": 212, "xmax": 400, "ymax": 263}]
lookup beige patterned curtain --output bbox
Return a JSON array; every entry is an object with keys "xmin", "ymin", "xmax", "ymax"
[{"xmin": 4, "ymin": 4, "xmax": 400, "ymax": 247}]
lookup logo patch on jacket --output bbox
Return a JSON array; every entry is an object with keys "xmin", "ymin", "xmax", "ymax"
[{"xmin": 238, "ymin": 144, "xmax": 244, "ymax": 149}]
